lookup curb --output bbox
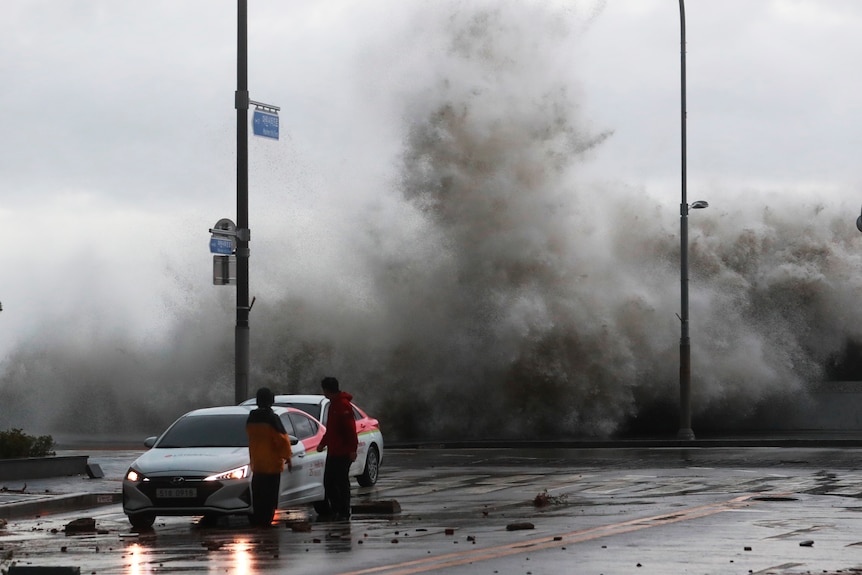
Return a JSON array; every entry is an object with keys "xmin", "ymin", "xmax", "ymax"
[
  {"xmin": 0, "ymin": 456, "xmax": 89, "ymax": 482},
  {"xmin": 0, "ymin": 492, "xmax": 122, "ymax": 520},
  {"xmin": 388, "ymin": 438, "xmax": 862, "ymax": 449}
]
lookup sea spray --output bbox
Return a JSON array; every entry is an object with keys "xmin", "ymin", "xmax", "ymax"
[{"xmin": 2, "ymin": 1, "xmax": 862, "ymax": 441}]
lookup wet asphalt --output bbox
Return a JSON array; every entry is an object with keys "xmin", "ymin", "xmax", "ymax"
[{"xmin": 2, "ymin": 444, "xmax": 862, "ymax": 574}]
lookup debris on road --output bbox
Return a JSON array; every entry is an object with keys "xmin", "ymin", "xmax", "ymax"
[
  {"xmin": 289, "ymin": 521, "xmax": 312, "ymax": 532},
  {"xmin": 533, "ymin": 490, "xmax": 568, "ymax": 507},
  {"xmin": 352, "ymin": 500, "xmax": 401, "ymax": 514},
  {"xmin": 0, "ymin": 485, "xmax": 27, "ymax": 494},
  {"xmin": 506, "ymin": 522, "xmax": 535, "ymax": 531},
  {"xmin": 64, "ymin": 518, "xmax": 95, "ymax": 535}
]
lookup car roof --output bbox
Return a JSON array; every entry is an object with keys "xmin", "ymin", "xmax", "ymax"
[
  {"xmin": 182, "ymin": 405, "xmax": 293, "ymax": 417},
  {"xmin": 272, "ymin": 394, "xmax": 327, "ymax": 404},
  {"xmin": 239, "ymin": 394, "xmax": 329, "ymax": 406}
]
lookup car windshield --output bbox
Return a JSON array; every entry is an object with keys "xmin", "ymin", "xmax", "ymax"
[
  {"xmin": 276, "ymin": 402, "xmax": 321, "ymax": 421},
  {"xmin": 156, "ymin": 414, "xmax": 249, "ymax": 448}
]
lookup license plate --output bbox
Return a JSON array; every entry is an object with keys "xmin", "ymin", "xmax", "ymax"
[{"xmin": 156, "ymin": 488, "xmax": 196, "ymax": 498}]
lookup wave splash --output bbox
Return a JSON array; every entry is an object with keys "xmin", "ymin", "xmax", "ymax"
[{"xmin": 2, "ymin": 2, "xmax": 861, "ymax": 441}]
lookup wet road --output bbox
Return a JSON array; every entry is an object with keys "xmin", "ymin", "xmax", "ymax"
[{"xmin": 3, "ymin": 446, "xmax": 862, "ymax": 574}]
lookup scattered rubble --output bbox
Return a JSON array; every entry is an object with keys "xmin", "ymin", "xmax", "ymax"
[
  {"xmin": 64, "ymin": 518, "xmax": 95, "ymax": 535},
  {"xmin": 0, "ymin": 485, "xmax": 27, "ymax": 494},
  {"xmin": 352, "ymin": 500, "xmax": 401, "ymax": 514},
  {"xmin": 289, "ymin": 521, "xmax": 312, "ymax": 532},
  {"xmin": 533, "ymin": 490, "xmax": 568, "ymax": 507},
  {"xmin": 506, "ymin": 522, "xmax": 535, "ymax": 531}
]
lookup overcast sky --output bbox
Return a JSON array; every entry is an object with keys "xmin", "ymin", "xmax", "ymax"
[{"xmin": 2, "ymin": 0, "xmax": 861, "ymax": 361}]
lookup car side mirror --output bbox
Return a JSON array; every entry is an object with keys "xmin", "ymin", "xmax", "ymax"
[
  {"xmin": 288, "ymin": 435, "xmax": 299, "ymax": 445},
  {"xmin": 144, "ymin": 436, "xmax": 157, "ymax": 448}
]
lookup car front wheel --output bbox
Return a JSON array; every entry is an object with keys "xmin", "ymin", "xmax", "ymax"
[
  {"xmin": 128, "ymin": 512, "xmax": 155, "ymax": 529},
  {"xmin": 356, "ymin": 444, "xmax": 380, "ymax": 487}
]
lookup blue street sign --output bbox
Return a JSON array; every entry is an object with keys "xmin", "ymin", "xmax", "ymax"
[
  {"xmin": 210, "ymin": 237, "xmax": 234, "ymax": 255},
  {"xmin": 253, "ymin": 110, "xmax": 279, "ymax": 140}
]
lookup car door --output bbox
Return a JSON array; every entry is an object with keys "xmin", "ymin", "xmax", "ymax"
[
  {"xmin": 289, "ymin": 411, "xmax": 327, "ymax": 494},
  {"xmin": 276, "ymin": 415, "xmax": 309, "ymax": 506},
  {"xmin": 277, "ymin": 412, "xmax": 324, "ymax": 506}
]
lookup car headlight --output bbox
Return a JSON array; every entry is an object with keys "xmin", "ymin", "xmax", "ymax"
[
  {"xmin": 205, "ymin": 465, "xmax": 249, "ymax": 481},
  {"xmin": 125, "ymin": 468, "xmax": 148, "ymax": 482}
]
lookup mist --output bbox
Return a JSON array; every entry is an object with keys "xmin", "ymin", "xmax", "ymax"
[{"xmin": 2, "ymin": 1, "xmax": 862, "ymax": 442}]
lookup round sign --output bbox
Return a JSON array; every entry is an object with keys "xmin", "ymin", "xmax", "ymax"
[{"xmin": 213, "ymin": 218, "xmax": 237, "ymax": 232}]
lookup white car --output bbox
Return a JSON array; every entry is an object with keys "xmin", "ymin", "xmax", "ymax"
[
  {"xmin": 240, "ymin": 394, "xmax": 383, "ymax": 486},
  {"xmin": 122, "ymin": 405, "xmax": 327, "ymax": 529}
]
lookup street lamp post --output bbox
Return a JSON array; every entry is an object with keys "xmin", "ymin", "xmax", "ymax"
[
  {"xmin": 235, "ymin": 0, "xmax": 250, "ymax": 404},
  {"xmin": 677, "ymin": 0, "xmax": 708, "ymax": 440},
  {"xmin": 231, "ymin": 0, "xmax": 277, "ymax": 404}
]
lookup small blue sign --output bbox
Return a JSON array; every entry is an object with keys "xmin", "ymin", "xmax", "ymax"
[
  {"xmin": 210, "ymin": 237, "xmax": 234, "ymax": 255},
  {"xmin": 253, "ymin": 110, "xmax": 279, "ymax": 140}
]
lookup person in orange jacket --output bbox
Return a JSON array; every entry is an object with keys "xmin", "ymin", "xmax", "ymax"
[
  {"xmin": 317, "ymin": 377, "xmax": 358, "ymax": 520},
  {"xmin": 246, "ymin": 387, "xmax": 292, "ymax": 526}
]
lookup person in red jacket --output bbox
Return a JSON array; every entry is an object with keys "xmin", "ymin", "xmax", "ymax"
[
  {"xmin": 317, "ymin": 377, "xmax": 358, "ymax": 520},
  {"xmin": 246, "ymin": 387, "xmax": 293, "ymax": 526}
]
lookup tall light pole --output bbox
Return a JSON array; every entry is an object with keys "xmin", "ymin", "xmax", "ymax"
[
  {"xmin": 235, "ymin": 0, "xmax": 251, "ymax": 404},
  {"xmin": 677, "ymin": 0, "xmax": 692, "ymax": 440},
  {"xmin": 231, "ymin": 0, "xmax": 277, "ymax": 403},
  {"xmin": 677, "ymin": 0, "xmax": 708, "ymax": 440}
]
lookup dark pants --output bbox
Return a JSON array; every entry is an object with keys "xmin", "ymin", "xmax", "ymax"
[
  {"xmin": 323, "ymin": 455, "xmax": 352, "ymax": 518},
  {"xmin": 251, "ymin": 472, "xmax": 281, "ymax": 526}
]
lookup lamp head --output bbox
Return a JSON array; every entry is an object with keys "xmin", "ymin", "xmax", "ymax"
[{"xmin": 690, "ymin": 200, "xmax": 709, "ymax": 209}]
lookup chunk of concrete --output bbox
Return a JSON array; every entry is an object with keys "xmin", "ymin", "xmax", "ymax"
[
  {"xmin": 85, "ymin": 463, "xmax": 104, "ymax": 479},
  {"xmin": 352, "ymin": 500, "xmax": 401, "ymax": 514},
  {"xmin": 506, "ymin": 522, "xmax": 535, "ymax": 531},
  {"xmin": 64, "ymin": 517, "xmax": 96, "ymax": 535}
]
